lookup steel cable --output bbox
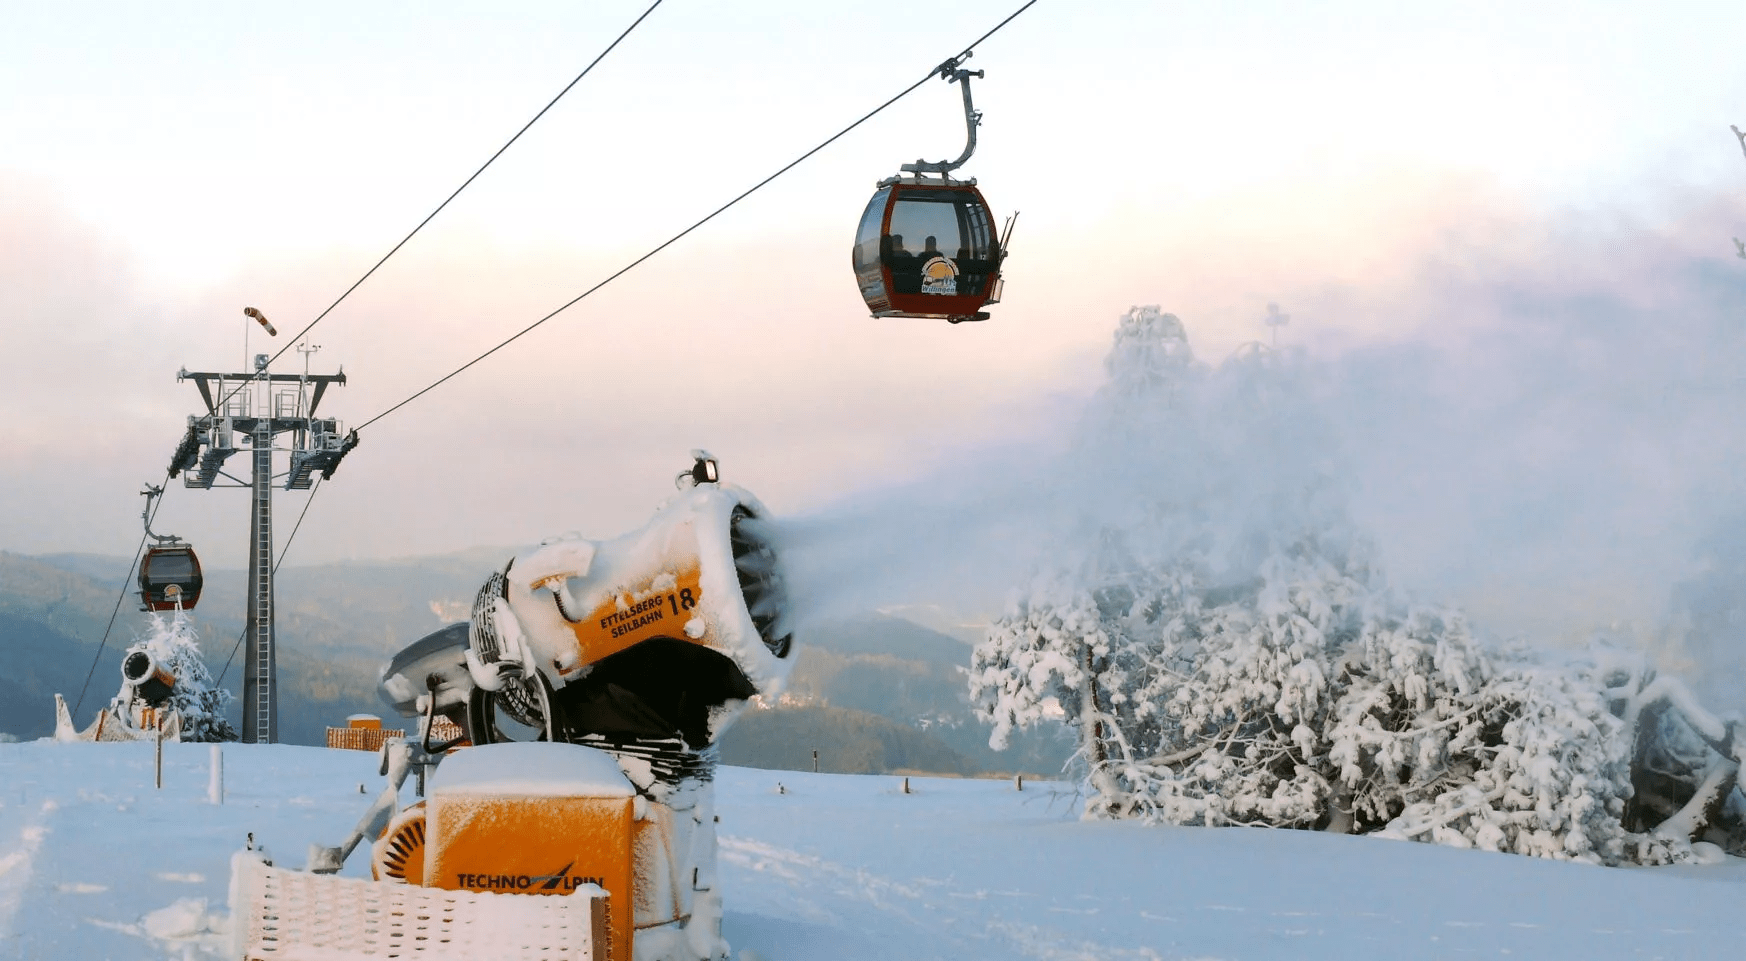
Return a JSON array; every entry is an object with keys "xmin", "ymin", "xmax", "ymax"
[
  {"xmin": 357, "ymin": 0, "xmax": 1040, "ymax": 431},
  {"xmin": 211, "ymin": 0, "xmax": 667, "ymax": 415}
]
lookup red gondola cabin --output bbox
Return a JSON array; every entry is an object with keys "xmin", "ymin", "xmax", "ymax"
[
  {"xmin": 853, "ymin": 179, "xmax": 1003, "ymax": 324},
  {"xmin": 139, "ymin": 545, "xmax": 203, "ymax": 611}
]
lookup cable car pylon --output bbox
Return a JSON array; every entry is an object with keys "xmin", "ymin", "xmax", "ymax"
[
  {"xmin": 853, "ymin": 52, "xmax": 1016, "ymax": 325},
  {"xmin": 165, "ymin": 314, "xmax": 355, "ymax": 744}
]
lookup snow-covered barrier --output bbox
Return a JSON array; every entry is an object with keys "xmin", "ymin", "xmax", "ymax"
[{"xmin": 230, "ymin": 849, "xmax": 609, "ymax": 960}]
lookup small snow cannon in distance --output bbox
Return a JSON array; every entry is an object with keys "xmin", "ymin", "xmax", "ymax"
[
  {"xmin": 121, "ymin": 649, "xmax": 177, "ymax": 706},
  {"xmin": 339, "ymin": 452, "xmax": 795, "ymax": 961},
  {"xmin": 52, "ymin": 640, "xmax": 184, "ymax": 742}
]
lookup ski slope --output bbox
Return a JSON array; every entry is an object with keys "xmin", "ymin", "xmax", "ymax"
[{"xmin": 1, "ymin": 740, "xmax": 1742, "ymax": 960}]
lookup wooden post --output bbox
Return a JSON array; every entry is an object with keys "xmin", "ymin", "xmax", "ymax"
[
  {"xmin": 1015, "ymin": 774, "xmax": 1024, "ymax": 791},
  {"xmin": 812, "ymin": 750, "xmax": 818, "ymax": 773},
  {"xmin": 590, "ymin": 893, "xmax": 612, "ymax": 961},
  {"xmin": 902, "ymin": 777, "xmax": 910, "ymax": 794}
]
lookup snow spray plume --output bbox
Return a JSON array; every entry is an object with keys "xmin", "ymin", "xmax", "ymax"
[
  {"xmin": 761, "ymin": 307, "xmax": 1349, "ymax": 636},
  {"xmin": 770, "ymin": 195, "xmax": 1746, "ymax": 710},
  {"xmin": 1309, "ymin": 204, "xmax": 1746, "ymax": 678}
]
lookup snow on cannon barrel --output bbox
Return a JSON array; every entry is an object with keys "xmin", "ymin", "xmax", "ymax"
[{"xmin": 340, "ymin": 451, "xmax": 796, "ymax": 961}]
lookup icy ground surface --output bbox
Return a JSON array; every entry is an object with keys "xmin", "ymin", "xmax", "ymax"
[{"xmin": 2, "ymin": 741, "xmax": 1744, "ymax": 960}]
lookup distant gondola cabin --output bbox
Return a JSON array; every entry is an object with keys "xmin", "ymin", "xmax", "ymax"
[{"xmin": 139, "ymin": 546, "xmax": 203, "ymax": 611}]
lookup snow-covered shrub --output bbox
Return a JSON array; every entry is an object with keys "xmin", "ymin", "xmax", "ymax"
[
  {"xmin": 973, "ymin": 511, "xmax": 1738, "ymax": 864},
  {"xmin": 1356, "ymin": 646, "xmax": 1635, "ymax": 863},
  {"xmin": 971, "ymin": 306, "xmax": 1746, "ymax": 866}
]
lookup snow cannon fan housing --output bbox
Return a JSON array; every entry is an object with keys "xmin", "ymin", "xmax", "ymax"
[{"xmin": 461, "ymin": 475, "xmax": 794, "ymax": 751}]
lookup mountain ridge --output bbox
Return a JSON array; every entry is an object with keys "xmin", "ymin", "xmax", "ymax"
[{"xmin": 0, "ymin": 549, "xmax": 1069, "ymax": 775}]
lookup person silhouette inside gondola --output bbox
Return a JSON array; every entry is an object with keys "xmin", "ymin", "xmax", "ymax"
[{"xmin": 886, "ymin": 233, "xmax": 922, "ymax": 294}]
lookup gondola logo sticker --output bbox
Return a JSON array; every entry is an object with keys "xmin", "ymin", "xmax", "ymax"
[{"xmin": 920, "ymin": 256, "xmax": 959, "ymax": 295}]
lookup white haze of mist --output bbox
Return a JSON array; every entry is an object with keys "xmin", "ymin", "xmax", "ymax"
[
  {"xmin": 767, "ymin": 197, "xmax": 1746, "ymax": 713},
  {"xmin": 7, "ymin": 157, "xmax": 1746, "ymax": 712}
]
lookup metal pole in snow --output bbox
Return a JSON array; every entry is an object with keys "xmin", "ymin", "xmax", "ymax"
[
  {"xmin": 209, "ymin": 744, "xmax": 224, "ymax": 805},
  {"xmin": 812, "ymin": 750, "xmax": 818, "ymax": 773},
  {"xmin": 155, "ymin": 725, "xmax": 164, "ymax": 790}
]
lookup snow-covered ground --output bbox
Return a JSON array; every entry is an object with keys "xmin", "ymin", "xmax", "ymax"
[{"xmin": 2, "ymin": 741, "xmax": 1743, "ymax": 960}]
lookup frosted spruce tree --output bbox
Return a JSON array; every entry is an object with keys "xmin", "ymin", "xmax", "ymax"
[{"xmin": 969, "ymin": 306, "xmax": 1746, "ymax": 865}]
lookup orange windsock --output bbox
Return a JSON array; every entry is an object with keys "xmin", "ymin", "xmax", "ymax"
[{"xmin": 244, "ymin": 306, "xmax": 277, "ymax": 336}]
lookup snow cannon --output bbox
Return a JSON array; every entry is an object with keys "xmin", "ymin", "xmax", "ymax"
[
  {"xmin": 379, "ymin": 451, "xmax": 795, "ymax": 754},
  {"xmin": 121, "ymin": 649, "xmax": 175, "ymax": 706},
  {"xmin": 352, "ymin": 453, "xmax": 794, "ymax": 960}
]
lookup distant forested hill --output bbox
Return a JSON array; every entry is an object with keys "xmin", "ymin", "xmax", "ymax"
[
  {"xmin": 718, "ymin": 703, "xmax": 979, "ymax": 775},
  {"xmin": 0, "ymin": 549, "xmax": 502, "ymax": 744},
  {"xmin": 1, "ymin": 551, "xmax": 1070, "ymax": 775},
  {"xmin": 746, "ymin": 613, "xmax": 1074, "ymax": 776}
]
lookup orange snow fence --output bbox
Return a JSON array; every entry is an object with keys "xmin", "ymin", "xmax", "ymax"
[{"xmin": 327, "ymin": 716, "xmax": 404, "ymax": 752}]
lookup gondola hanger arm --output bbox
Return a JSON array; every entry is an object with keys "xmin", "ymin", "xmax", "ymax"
[
  {"xmin": 902, "ymin": 53, "xmax": 986, "ymax": 177},
  {"xmin": 139, "ymin": 484, "xmax": 178, "ymax": 546}
]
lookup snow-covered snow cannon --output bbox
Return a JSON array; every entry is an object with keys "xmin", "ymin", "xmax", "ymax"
[
  {"xmin": 121, "ymin": 649, "xmax": 177, "ymax": 706},
  {"xmin": 51, "ymin": 623, "xmax": 211, "ymax": 742},
  {"xmin": 456, "ymin": 451, "xmax": 795, "ymax": 751},
  {"xmin": 375, "ymin": 451, "xmax": 795, "ymax": 752},
  {"xmin": 268, "ymin": 452, "xmax": 796, "ymax": 961}
]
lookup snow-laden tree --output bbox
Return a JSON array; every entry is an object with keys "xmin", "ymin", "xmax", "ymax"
[
  {"xmin": 117, "ymin": 611, "xmax": 238, "ymax": 742},
  {"xmin": 971, "ymin": 306, "xmax": 1746, "ymax": 865}
]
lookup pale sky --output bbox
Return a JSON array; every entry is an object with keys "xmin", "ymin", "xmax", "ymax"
[{"xmin": 4, "ymin": 0, "xmax": 1746, "ymax": 640}]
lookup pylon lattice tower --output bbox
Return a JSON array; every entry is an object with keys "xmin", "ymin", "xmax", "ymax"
[{"xmin": 168, "ymin": 349, "xmax": 354, "ymax": 743}]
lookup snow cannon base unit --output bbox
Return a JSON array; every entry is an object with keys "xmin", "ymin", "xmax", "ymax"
[
  {"xmin": 234, "ymin": 454, "xmax": 795, "ymax": 961},
  {"xmin": 377, "ymin": 743, "xmax": 638, "ymax": 956}
]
